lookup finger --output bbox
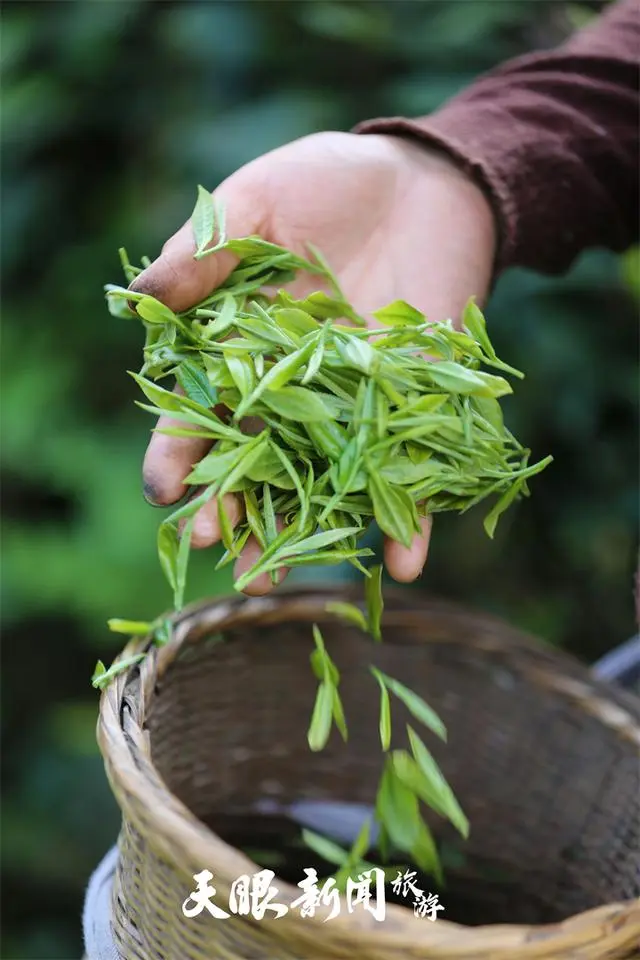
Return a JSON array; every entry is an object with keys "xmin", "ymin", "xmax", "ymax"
[
  {"xmin": 178, "ymin": 493, "xmax": 244, "ymax": 549},
  {"xmin": 384, "ymin": 515, "xmax": 433, "ymax": 583},
  {"xmin": 143, "ymin": 386, "xmax": 214, "ymax": 505},
  {"xmin": 129, "ymin": 170, "xmax": 266, "ymax": 313},
  {"xmin": 234, "ymin": 526, "xmax": 290, "ymax": 597}
]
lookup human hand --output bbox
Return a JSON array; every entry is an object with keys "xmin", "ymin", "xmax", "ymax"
[{"xmin": 132, "ymin": 131, "xmax": 497, "ymax": 594}]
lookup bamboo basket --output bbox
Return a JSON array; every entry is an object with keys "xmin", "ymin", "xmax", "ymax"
[{"xmin": 97, "ymin": 587, "xmax": 640, "ymax": 960}]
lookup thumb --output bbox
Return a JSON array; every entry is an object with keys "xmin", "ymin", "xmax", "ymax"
[{"xmin": 129, "ymin": 174, "xmax": 266, "ymax": 313}]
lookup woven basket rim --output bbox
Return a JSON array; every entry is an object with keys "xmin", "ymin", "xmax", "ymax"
[{"xmin": 97, "ymin": 586, "xmax": 640, "ymax": 957}]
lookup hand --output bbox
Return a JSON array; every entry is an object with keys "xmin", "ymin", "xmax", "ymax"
[{"xmin": 132, "ymin": 131, "xmax": 497, "ymax": 594}]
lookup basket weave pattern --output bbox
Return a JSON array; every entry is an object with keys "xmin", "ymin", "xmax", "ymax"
[{"xmin": 98, "ymin": 588, "xmax": 640, "ymax": 959}]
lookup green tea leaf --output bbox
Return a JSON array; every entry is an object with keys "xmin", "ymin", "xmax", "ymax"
[
  {"xmin": 310, "ymin": 648, "xmax": 340, "ymax": 686},
  {"xmin": 107, "ymin": 619, "xmax": 153, "ymax": 636},
  {"xmin": 372, "ymin": 669, "xmax": 446, "ymax": 741},
  {"xmin": 308, "ymin": 681, "xmax": 334, "ymax": 751},
  {"xmin": 483, "ymin": 476, "xmax": 525, "ymax": 538},
  {"xmin": 262, "ymin": 483, "xmax": 278, "ymax": 545},
  {"xmin": 350, "ymin": 817, "xmax": 371, "ymax": 862},
  {"xmin": 335, "ymin": 334, "xmax": 377, "ymax": 374},
  {"xmin": 302, "ymin": 830, "xmax": 348, "ymax": 866},
  {"xmin": 175, "ymin": 360, "xmax": 217, "ymax": 408},
  {"xmin": 153, "ymin": 426, "xmax": 221, "ymax": 441},
  {"xmin": 427, "ymin": 361, "xmax": 512, "ymax": 398},
  {"xmin": 301, "ymin": 328, "xmax": 327, "ymax": 385},
  {"xmin": 236, "ymin": 341, "xmax": 314, "ymax": 417},
  {"xmin": 262, "ymin": 386, "xmax": 333, "ymax": 422},
  {"xmin": 373, "ymin": 673, "xmax": 392, "ymax": 751},
  {"xmin": 224, "ymin": 353, "xmax": 255, "ymax": 400},
  {"xmin": 91, "ymin": 660, "xmax": 106, "ymax": 685},
  {"xmin": 413, "ymin": 817, "xmax": 443, "ymax": 882},
  {"xmin": 218, "ymin": 434, "xmax": 270, "ymax": 497},
  {"xmin": 243, "ymin": 490, "xmax": 267, "ymax": 550},
  {"xmin": 273, "ymin": 306, "xmax": 321, "ymax": 338},
  {"xmin": 166, "ymin": 484, "xmax": 217, "ymax": 525},
  {"xmin": 185, "ymin": 446, "xmax": 243, "ymax": 485},
  {"xmin": 192, "ymin": 184, "xmax": 215, "ymax": 253},
  {"xmin": 373, "ymin": 300, "xmax": 424, "ymax": 327},
  {"xmin": 368, "ymin": 472, "xmax": 419, "ymax": 549},
  {"xmin": 274, "ymin": 526, "xmax": 362, "ymax": 559},
  {"xmin": 91, "ymin": 654, "xmax": 146, "ymax": 690},
  {"xmin": 157, "ymin": 521, "xmax": 179, "ymax": 592},
  {"xmin": 198, "ymin": 294, "xmax": 237, "ymax": 338},
  {"xmin": 175, "ymin": 515, "xmax": 194, "ymax": 610},
  {"xmin": 365, "ymin": 563, "xmax": 383, "ymax": 642},
  {"xmin": 325, "ymin": 601, "xmax": 367, "ymax": 631},
  {"xmin": 217, "ymin": 495, "xmax": 235, "ymax": 553},
  {"xmin": 332, "ymin": 687, "xmax": 348, "ymax": 741},
  {"xmin": 136, "ymin": 297, "xmax": 178, "ymax": 326},
  {"xmin": 297, "ymin": 290, "xmax": 362, "ymax": 324},
  {"xmin": 375, "ymin": 759, "xmax": 421, "ymax": 851},
  {"xmin": 406, "ymin": 727, "xmax": 469, "ymax": 838}
]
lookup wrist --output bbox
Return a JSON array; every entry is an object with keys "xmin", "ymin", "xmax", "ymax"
[
  {"xmin": 392, "ymin": 135, "xmax": 499, "ymax": 267},
  {"xmin": 369, "ymin": 133, "xmax": 498, "ymax": 324}
]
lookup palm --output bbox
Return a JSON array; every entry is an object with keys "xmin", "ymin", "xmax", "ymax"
[{"xmin": 136, "ymin": 130, "xmax": 496, "ymax": 592}]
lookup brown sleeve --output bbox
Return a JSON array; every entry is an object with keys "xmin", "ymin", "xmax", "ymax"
[{"xmin": 354, "ymin": 0, "xmax": 640, "ymax": 276}]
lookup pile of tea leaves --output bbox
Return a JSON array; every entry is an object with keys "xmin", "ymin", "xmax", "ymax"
[{"xmin": 94, "ymin": 187, "xmax": 551, "ymax": 885}]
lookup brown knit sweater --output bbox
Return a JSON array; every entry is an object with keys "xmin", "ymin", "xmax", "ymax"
[{"xmin": 355, "ymin": 0, "xmax": 640, "ymax": 277}]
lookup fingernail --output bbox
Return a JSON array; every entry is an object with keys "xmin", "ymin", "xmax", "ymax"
[
  {"xmin": 127, "ymin": 278, "xmax": 142, "ymax": 316},
  {"xmin": 143, "ymin": 481, "xmax": 161, "ymax": 506}
]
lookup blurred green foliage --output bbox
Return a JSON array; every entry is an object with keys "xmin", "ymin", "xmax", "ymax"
[{"xmin": 1, "ymin": 1, "xmax": 637, "ymax": 957}]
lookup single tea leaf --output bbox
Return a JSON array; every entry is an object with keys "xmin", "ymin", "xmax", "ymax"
[
  {"xmin": 308, "ymin": 681, "xmax": 334, "ymax": 752},
  {"xmin": 373, "ymin": 668, "xmax": 447, "ymax": 741},
  {"xmin": 192, "ymin": 184, "xmax": 215, "ymax": 253},
  {"xmin": 365, "ymin": 564, "xmax": 383, "ymax": 642}
]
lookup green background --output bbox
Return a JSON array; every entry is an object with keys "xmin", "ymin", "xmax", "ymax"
[{"xmin": 2, "ymin": 1, "xmax": 637, "ymax": 957}]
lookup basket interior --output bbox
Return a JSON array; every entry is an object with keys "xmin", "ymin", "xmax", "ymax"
[{"xmin": 146, "ymin": 602, "xmax": 640, "ymax": 927}]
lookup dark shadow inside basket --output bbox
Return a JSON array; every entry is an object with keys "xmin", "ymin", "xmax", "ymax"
[{"xmin": 146, "ymin": 598, "xmax": 639, "ymax": 927}]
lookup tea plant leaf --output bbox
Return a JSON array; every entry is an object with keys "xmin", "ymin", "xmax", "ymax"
[
  {"xmin": 243, "ymin": 490, "xmax": 267, "ymax": 551},
  {"xmin": 273, "ymin": 526, "xmax": 362, "ymax": 559},
  {"xmin": 262, "ymin": 385, "xmax": 333, "ymax": 422},
  {"xmin": 91, "ymin": 654, "xmax": 146, "ymax": 690},
  {"xmin": 332, "ymin": 687, "xmax": 348, "ymax": 741},
  {"xmin": 371, "ymin": 670, "xmax": 392, "ymax": 751},
  {"xmin": 365, "ymin": 563, "xmax": 383, "ymax": 642},
  {"xmin": 406, "ymin": 727, "xmax": 469, "ymax": 839},
  {"xmin": 219, "ymin": 435, "xmax": 271, "ymax": 497},
  {"xmin": 107, "ymin": 619, "xmax": 153, "ymax": 636},
  {"xmin": 157, "ymin": 521, "xmax": 179, "ymax": 593},
  {"xmin": 224, "ymin": 353, "xmax": 255, "ymax": 400},
  {"xmin": 175, "ymin": 515, "xmax": 194, "ymax": 610},
  {"xmin": 262, "ymin": 483, "xmax": 277, "ymax": 545},
  {"xmin": 302, "ymin": 830, "xmax": 349, "ymax": 866},
  {"xmin": 325, "ymin": 601, "xmax": 368, "ymax": 631},
  {"xmin": 427, "ymin": 361, "xmax": 512, "ymax": 398},
  {"xmin": 308, "ymin": 681, "xmax": 334, "ymax": 751},
  {"xmin": 198, "ymin": 293, "xmax": 237, "ymax": 338},
  {"xmin": 135, "ymin": 297, "xmax": 178, "ymax": 326},
  {"xmin": 371, "ymin": 668, "xmax": 447, "ymax": 742},
  {"xmin": 483, "ymin": 475, "xmax": 525, "ymax": 538},
  {"xmin": 375, "ymin": 758, "xmax": 421, "ymax": 851},
  {"xmin": 335, "ymin": 334, "xmax": 377, "ymax": 374},
  {"xmin": 235, "ymin": 342, "xmax": 314, "ymax": 418},
  {"xmin": 175, "ymin": 360, "xmax": 217, "ymax": 407},
  {"xmin": 192, "ymin": 184, "xmax": 215, "ymax": 253},
  {"xmin": 368, "ymin": 473, "xmax": 419, "ymax": 549},
  {"xmin": 373, "ymin": 300, "xmax": 425, "ymax": 327}
]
